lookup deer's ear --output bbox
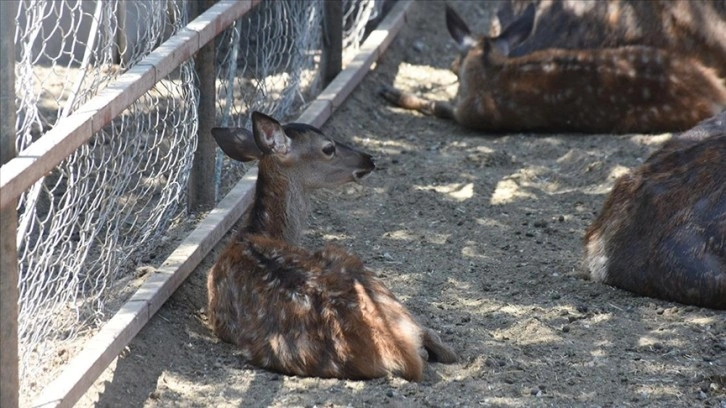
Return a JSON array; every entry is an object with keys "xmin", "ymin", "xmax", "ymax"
[
  {"xmin": 495, "ymin": 2, "xmax": 516, "ymax": 35},
  {"xmin": 446, "ymin": 5, "xmax": 476, "ymax": 52},
  {"xmin": 211, "ymin": 127, "xmax": 263, "ymax": 162},
  {"xmin": 492, "ymin": 2, "xmax": 535, "ymax": 56},
  {"xmin": 251, "ymin": 111, "xmax": 291, "ymax": 156}
]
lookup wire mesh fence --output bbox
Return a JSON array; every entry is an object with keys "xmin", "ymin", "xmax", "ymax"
[
  {"xmin": 11, "ymin": 0, "xmax": 385, "ymax": 405},
  {"xmin": 343, "ymin": 0, "xmax": 384, "ymax": 54},
  {"xmin": 14, "ymin": 0, "xmax": 198, "ymax": 403}
]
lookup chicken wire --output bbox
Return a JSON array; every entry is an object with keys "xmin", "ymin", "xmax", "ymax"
[
  {"xmin": 343, "ymin": 0, "xmax": 385, "ymax": 52},
  {"xmin": 14, "ymin": 0, "xmax": 196, "ymax": 404},
  {"xmin": 11, "ymin": 0, "xmax": 387, "ymax": 405}
]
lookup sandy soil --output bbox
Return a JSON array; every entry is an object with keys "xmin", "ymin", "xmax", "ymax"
[{"xmin": 78, "ymin": 1, "xmax": 725, "ymax": 407}]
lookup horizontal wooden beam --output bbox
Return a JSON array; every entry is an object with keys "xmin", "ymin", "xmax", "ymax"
[
  {"xmin": 33, "ymin": 168, "xmax": 257, "ymax": 408},
  {"xmin": 0, "ymin": 0, "xmax": 262, "ymax": 212}
]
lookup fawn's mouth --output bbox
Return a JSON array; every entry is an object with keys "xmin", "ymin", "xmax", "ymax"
[
  {"xmin": 353, "ymin": 168, "xmax": 374, "ymax": 181},
  {"xmin": 353, "ymin": 162, "xmax": 376, "ymax": 181}
]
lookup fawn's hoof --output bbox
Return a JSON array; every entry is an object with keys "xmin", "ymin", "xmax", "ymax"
[{"xmin": 378, "ymin": 85, "xmax": 403, "ymax": 104}]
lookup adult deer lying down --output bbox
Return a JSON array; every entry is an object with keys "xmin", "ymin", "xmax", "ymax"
[
  {"xmin": 379, "ymin": 4, "xmax": 726, "ymax": 134},
  {"xmin": 584, "ymin": 112, "xmax": 726, "ymax": 309},
  {"xmin": 492, "ymin": 0, "xmax": 726, "ymax": 78},
  {"xmin": 207, "ymin": 112, "xmax": 456, "ymax": 381}
]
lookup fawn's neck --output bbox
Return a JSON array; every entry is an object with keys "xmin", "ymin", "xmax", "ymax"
[{"xmin": 246, "ymin": 159, "xmax": 309, "ymax": 245}]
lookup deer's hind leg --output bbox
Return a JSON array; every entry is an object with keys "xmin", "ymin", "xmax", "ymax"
[{"xmin": 379, "ymin": 85, "xmax": 456, "ymax": 120}]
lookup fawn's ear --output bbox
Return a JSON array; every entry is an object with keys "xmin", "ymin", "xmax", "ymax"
[
  {"xmin": 495, "ymin": 2, "xmax": 516, "ymax": 33},
  {"xmin": 211, "ymin": 127, "xmax": 263, "ymax": 162},
  {"xmin": 491, "ymin": 2, "xmax": 535, "ymax": 56},
  {"xmin": 251, "ymin": 111, "xmax": 291, "ymax": 156},
  {"xmin": 446, "ymin": 4, "xmax": 476, "ymax": 52}
]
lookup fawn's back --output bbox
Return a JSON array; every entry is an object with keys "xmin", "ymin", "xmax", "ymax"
[
  {"xmin": 585, "ymin": 112, "xmax": 726, "ymax": 309},
  {"xmin": 206, "ymin": 112, "xmax": 456, "ymax": 381},
  {"xmin": 493, "ymin": 0, "xmax": 726, "ymax": 78},
  {"xmin": 449, "ymin": 4, "xmax": 726, "ymax": 133}
]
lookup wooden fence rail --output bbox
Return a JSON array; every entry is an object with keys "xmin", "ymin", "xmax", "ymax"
[{"xmin": 1, "ymin": 2, "xmax": 19, "ymax": 407}]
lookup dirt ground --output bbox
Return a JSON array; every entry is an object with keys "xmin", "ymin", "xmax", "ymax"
[{"xmin": 78, "ymin": 1, "xmax": 725, "ymax": 407}]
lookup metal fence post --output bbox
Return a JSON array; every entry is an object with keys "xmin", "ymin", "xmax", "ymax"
[
  {"xmin": 188, "ymin": 0, "xmax": 217, "ymax": 212},
  {"xmin": 323, "ymin": 0, "xmax": 343, "ymax": 85},
  {"xmin": 0, "ymin": 1, "xmax": 19, "ymax": 407}
]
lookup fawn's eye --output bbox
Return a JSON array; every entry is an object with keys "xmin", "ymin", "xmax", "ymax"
[{"xmin": 322, "ymin": 143, "xmax": 336, "ymax": 157}]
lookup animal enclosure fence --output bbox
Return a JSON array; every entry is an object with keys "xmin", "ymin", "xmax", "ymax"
[{"xmin": 2, "ymin": 0, "xmax": 387, "ymax": 406}]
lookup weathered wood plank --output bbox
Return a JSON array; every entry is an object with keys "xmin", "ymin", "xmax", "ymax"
[
  {"xmin": 296, "ymin": 99, "xmax": 334, "ymax": 129},
  {"xmin": 0, "ymin": 1, "xmax": 19, "ymax": 406},
  {"xmin": 33, "ymin": 168, "xmax": 257, "ymax": 408},
  {"xmin": 33, "ymin": 300, "xmax": 149, "ymax": 408}
]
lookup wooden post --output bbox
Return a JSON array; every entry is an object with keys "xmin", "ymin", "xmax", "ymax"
[
  {"xmin": 322, "ymin": 0, "xmax": 343, "ymax": 85},
  {"xmin": 188, "ymin": 0, "xmax": 217, "ymax": 212},
  {"xmin": 0, "ymin": 1, "xmax": 19, "ymax": 407},
  {"xmin": 115, "ymin": 0, "xmax": 128, "ymax": 66}
]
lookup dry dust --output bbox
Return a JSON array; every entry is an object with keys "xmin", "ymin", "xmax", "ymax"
[{"xmin": 77, "ymin": 1, "xmax": 725, "ymax": 407}]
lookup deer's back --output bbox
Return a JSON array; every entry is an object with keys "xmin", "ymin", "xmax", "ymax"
[
  {"xmin": 504, "ymin": 0, "xmax": 726, "ymax": 77},
  {"xmin": 456, "ymin": 46, "xmax": 726, "ymax": 133},
  {"xmin": 585, "ymin": 131, "xmax": 726, "ymax": 308},
  {"xmin": 207, "ymin": 234, "xmax": 425, "ymax": 380}
]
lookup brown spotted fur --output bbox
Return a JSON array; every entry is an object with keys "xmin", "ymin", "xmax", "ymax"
[
  {"xmin": 206, "ymin": 112, "xmax": 457, "ymax": 381},
  {"xmin": 379, "ymin": 3, "xmax": 726, "ymax": 134},
  {"xmin": 493, "ymin": 0, "xmax": 726, "ymax": 78}
]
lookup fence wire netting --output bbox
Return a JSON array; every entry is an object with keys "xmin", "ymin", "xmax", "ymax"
[
  {"xmin": 14, "ymin": 0, "xmax": 197, "ymax": 403},
  {"xmin": 12, "ymin": 0, "xmax": 385, "ymax": 405}
]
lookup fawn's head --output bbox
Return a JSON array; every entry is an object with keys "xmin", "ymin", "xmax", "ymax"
[
  {"xmin": 446, "ymin": 3, "xmax": 536, "ymax": 76},
  {"xmin": 212, "ymin": 112, "xmax": 375, "ymax": 190}
]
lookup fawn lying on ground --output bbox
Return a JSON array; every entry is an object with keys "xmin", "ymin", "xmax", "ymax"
[
  {"xmin": 206, "ymin": 112, "xmax": 456, "ymax": 381},
  {"xmin": 584, "ymin": 111, "xmax": 726, "ymax": 309},
  {"xmin": 492, "ymin": 0, "xmax": 726, "ymax": 78},
  {"xmin": 379, "ymin": 4, "xmax": 726, "ymax": 134}
]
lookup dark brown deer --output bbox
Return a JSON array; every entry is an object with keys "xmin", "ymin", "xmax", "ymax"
[
  {"xmin": 379, "ymin": 3, "xmax": 726, "ymax": 134},
  {"xmin": 584, "ymin": 111, "xmax": 726, "ymax": 309},
  {"xmin": 492, "ymin": 0, "xmax": 726, "ymax": 78},
  {"xmin": 206, "ymin": 112, "xmax": 457, "ymax": 381}
]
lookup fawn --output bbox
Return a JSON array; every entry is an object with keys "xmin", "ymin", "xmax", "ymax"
[
  {"xmin": 584, "ymin": 111, "xmax": 726, "ymax": 309},
  {"xmin": 492, "ymin": 0, "xmax": 726, "ymax": 78},
  {"xmin": 206, "ymin": 112, "xmax": 457, "ymax": 381},
  {"xmin": 379, "ymin": 3, "xmax": 726, "ymax": 134}
]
